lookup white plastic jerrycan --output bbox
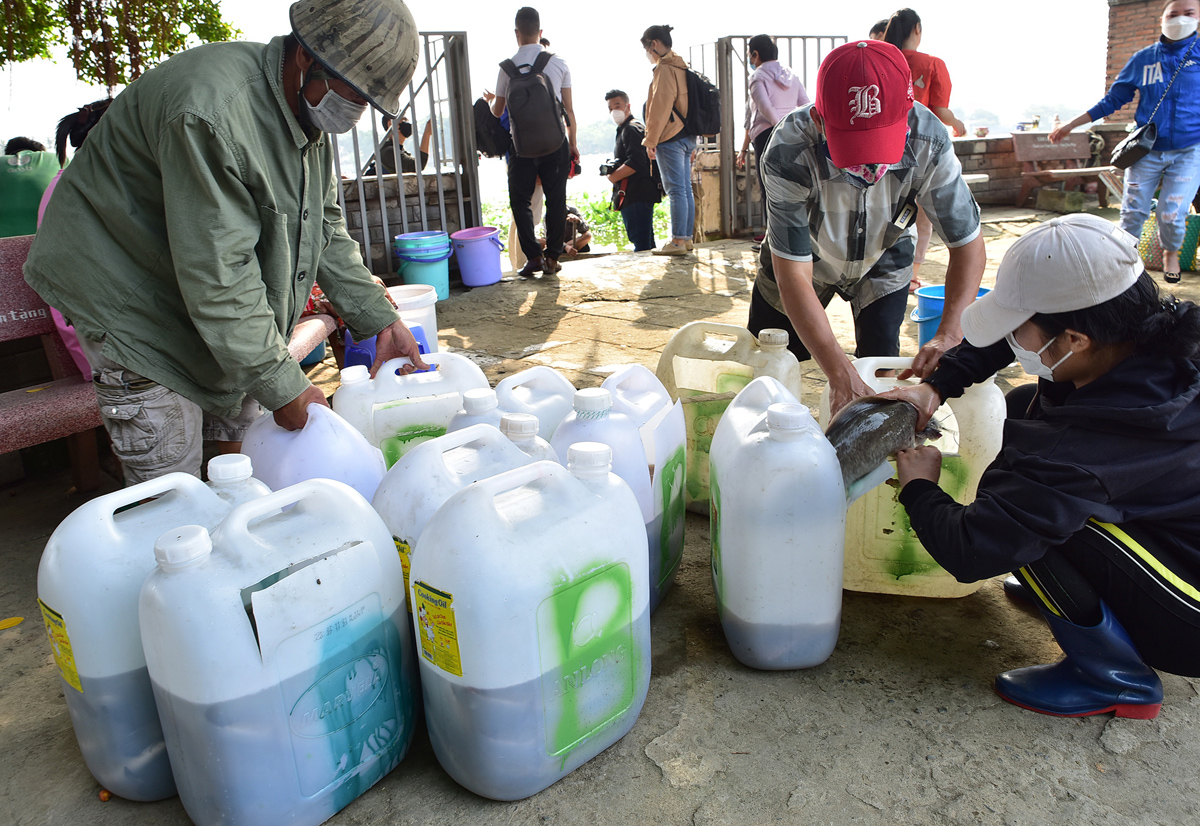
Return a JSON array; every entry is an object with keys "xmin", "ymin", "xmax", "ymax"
[
  {"xmin": 500, "ymin": 412, "xmax": 558, "ymax": 462},
  {"xmin": 550, "ymin": 388, "xmax": 652, "ymax": 520},
  {"xmin": 818, "ymin": 356, "xmax": 1005, "ymax": 598},
  {"xmin": 656, "ymin": 323, "xmax": 803, "ymax": 514},
  {"xmin": 494, "ymin": 365, "xmax": 576, "ymax": 440},
  {"xmin": 447, "ymin": 387, "xmax": 504, "ymax": 433},
  {"xmin": 206, "ymin": 454, "xmax": 272, "ymax": 506},
  {"xmin": 709, "ymin": 378, "xmax": 846, "ymax": 669},
  {"xmin": 602, "ymin": 364, "xmax": 687, "ymax": 612},
  {"xmin": 332, "ymin": 353, "xmax": 489, "ymax": 467},
  {"xmin": 36, "ymin": 473, "xmax": 232, "ymax": 801},
  {"xmin": 410, "ymin": 444, "xmax": 651, "ymax": 801},
  {"xmin": 139, "ymin": 480, "xmax": 418, "ymax": 826},
  {"xmin": 242, "ymin": 402, "xmax": 386, "ymax": 502},
  {"xmin": 371, "ymin": 424, "xmax": 533, "ymax": 614}
]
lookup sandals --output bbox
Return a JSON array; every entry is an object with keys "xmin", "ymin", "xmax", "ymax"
[{"xmin": 1165, "ymin": 271, "xmax": 1182, "ymax": 284}]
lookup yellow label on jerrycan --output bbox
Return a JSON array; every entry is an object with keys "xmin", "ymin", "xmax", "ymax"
[
  {"xmin": 818, "ymin": 357, "xmax": 1005, "ymax": 597},
  {"xmin": 656, "ymin": 323, "xmax": 803, "ymax": 513}
]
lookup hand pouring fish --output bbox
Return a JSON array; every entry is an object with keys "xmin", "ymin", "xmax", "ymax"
[{"xmin": 824, "ymin": 396, "xmax": 941, "ymax": 502}]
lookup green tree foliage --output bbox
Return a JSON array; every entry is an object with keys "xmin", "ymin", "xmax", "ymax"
[{"xmin": 2, "ymin": 0, "xmax": 237, "ymax": 90}]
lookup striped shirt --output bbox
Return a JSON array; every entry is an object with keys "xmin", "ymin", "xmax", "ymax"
[{"xmin": 759, "ymin": 102, "xmax": 980, "ymax": 312}]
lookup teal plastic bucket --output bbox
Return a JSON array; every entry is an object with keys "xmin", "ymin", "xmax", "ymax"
[
  {"xmin": 451, "ymin": 226, "xmax": 504, "ymax": 287},
  {"xmin": 911, "ymin": 285, "xmax": 991, "ymax": 347},
  {"xmin": 394, "ymin": 230, "xmax": 450, "ymax": 253},
  {"xmin": 399, "ymin": 251, "xmax": 451, "ymax": 299}
]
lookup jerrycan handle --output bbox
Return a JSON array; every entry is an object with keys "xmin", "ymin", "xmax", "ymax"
[
  {"xmin": 676, "ymin": 321, "xmax": 756, "ymax": 350},
  {"xmin": 434, "ymin": 423, "xmax": 509, "ymax": 467},
  {"xmin": 470, "ymin": 459, "xmax": 567, "ymax": 504},
  {"xmin": 220, "ymin": 479, "xmax": 354, "ymax": 544},
  {"xmin": 101, "ymin": 472, "xmax": 215, "ymax": 525},
  {"xmin": 375, "ymin": 355, "xmax": 441, "ymax": 384}
]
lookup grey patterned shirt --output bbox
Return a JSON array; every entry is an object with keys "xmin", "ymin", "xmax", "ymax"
[{"xmin": 758, "ymin": 102, "xmax": 980, "ymax": 315}]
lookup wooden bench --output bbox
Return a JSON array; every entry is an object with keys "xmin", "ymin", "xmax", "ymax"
[
  {"xmin": 1012, "ymin": 132, "xmax": 1121, "ymax": 209},
  {"xmin": 0, "ymin": 234, "xmax": 336, "ymax": 488}
]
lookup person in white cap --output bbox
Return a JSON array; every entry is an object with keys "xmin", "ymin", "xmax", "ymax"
[
  {"xmin": 888, "ymin": 213, "xmax": 1200, "ymax": 719},
  {"xmin": 750, "ymin": 38, "xmax": 986, "ymax": 417}
]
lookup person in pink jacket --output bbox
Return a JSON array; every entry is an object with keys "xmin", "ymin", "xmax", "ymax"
[{"xmin": 737, "ymin": 35, "xmax": 810, "ymax": 234}]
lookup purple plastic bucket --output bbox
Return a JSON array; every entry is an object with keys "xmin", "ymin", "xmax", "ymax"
[{"xmin": 451, "ymin": 226, "xmax": 504, "ymax": 287}]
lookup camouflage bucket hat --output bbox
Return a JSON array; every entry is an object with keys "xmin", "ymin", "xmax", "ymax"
[{"xmin": 290, "ymin": 0, "xmax": 419, "ymax": 117}]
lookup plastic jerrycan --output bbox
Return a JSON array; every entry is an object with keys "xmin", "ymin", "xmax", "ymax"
[
  {"xmin": 206, "ymin": 454, "xmax": 272, "ymax": 506},
  {"xmin": 709, "ymin": 378, "xmax": 846, "ymax": 669},
  {"xmin": 494, "ymin": 365, "xmax": 576, "ymax": 440},
  {"xmin": 409, "ymin": 444, "xmax": 651, "ymax": 801},
  {"xmin": 550, "ymin": 388, "xmax": 652, "ymax": 520},
  {"xmin": 818, "ymin": 356, "xmax": 1005, "ymax": 597},
  {"xmin": 139, "ymin": 480, "xmax": 418, "ymax": 826},
  {"xmin": 655, "ymin": 323, "xmax": 803, "ymax": 514},
  {"xmin": 371, "ymin": 424, "xmax": 534, "ymax": 615},
  {"xmin": 36, "ymin": 473, "xmax": 232, "ymax": 801},
  {"xmin": 242, "ymin": 403, "xmax": 387, "ymax": 502},
  {"xmin": 602, "ymin": 365, "xmax": 687, "ymax": 612},
  {"xmin": 500, "ymin": 412, "xmax": 558, "ymax": 462},
  {"xmin": 337, "ymin": 352, "xmax": 490, "ymax": 466}
]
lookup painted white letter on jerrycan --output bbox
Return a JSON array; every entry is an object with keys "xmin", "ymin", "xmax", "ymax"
[
  {"xmin": 494, "ymin": 365, "xmax": 576, "ymax": 440},
  {"xmin": 602, "ymin": 364, "xmax": 687, "ymax": 612},
  {"xmin": 818, "ymin": 356, "xmax": 1005, "ymax": 597},
  {"xmin": 242, "ymin": 403, "xmax": 386, "ymax": 502},
  {"xmin": 332, "ymin": 353, "xmax": 489, "ymax": 467},
  {"xmin": 409, "ymin": 445, "xmax": 651, "ymax": 801},
  {"xmin": 550, "ymin": 388, "xmax": 652, "ymax": 520},
  {"xmin": 139, "ymin": 480, "xmax": 419, "ymax": 826},
  {"xmin": 35, "ymin": 473, "xmax": 232, "ymax": 801},
  {"xmin": 709, "ymin": 378, "xmax": 846, "ymax": 669},
  {"xmin": 655, "ymin": 323, "xmax": 803, "ymax": 514},
  {"xmin": 371, "ymin": 423, "xmax": 534, "ymax": 614}
]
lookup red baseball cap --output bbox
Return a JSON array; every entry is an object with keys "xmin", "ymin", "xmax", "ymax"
[{"xmin": 815, "ymin": 40, "xmax": 914, "ymax": 168}]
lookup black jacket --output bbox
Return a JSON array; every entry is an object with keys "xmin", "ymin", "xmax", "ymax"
[
  {"xmin": 900, "ymin": 340, "xmax": 1200, "ymax": 583},
  {"xmin": 612, "ymin": 116, "xmax": 661, "ymax": 207}
]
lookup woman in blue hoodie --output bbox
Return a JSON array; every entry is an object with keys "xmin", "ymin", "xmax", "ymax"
[
  {"xmin": 1051, "ymin": 0, "xmax": 1200, "ymax": 283},
  {"xmin": 891, "ymin": 214, "xmax": 1200, "ymax": 720}
]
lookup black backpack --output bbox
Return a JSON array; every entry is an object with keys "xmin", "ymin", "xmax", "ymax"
[
  {"xmin": 499, "ymin": 51, "xmax": 567, "ymax": 158},
  {"xmin": 473, "ymin": 97, "xmax": 511, "ymax": 158},
  {"xmin": 672, "ymin": 65, "xmax": 722, "ymax": 138}
]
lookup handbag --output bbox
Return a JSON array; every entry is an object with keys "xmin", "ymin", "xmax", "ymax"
[{"xmin": 1110, "ymin": 39, "xmax": 1197, "ymax": 170}]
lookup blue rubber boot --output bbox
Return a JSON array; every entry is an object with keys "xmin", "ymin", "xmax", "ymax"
[{"xmin": 995, "ymin": 602, "xmax": 1163, "ymax": 719}]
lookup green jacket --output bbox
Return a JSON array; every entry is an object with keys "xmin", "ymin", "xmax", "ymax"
[{"xmin": 24, "ymin": 37, "xmax": 397, "ymax": 415}]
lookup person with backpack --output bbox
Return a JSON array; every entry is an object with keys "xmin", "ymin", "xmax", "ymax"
[
  {"xmin": 641, "ymin": 24, "xmax": 696, "ymax": 257},
  {"xmin": 605, "ymin": 89, "xmax": 660, "ymax": 252},
  {"xmin": 751, "ymin": 39, "xmax": 986, "ymax": 417},
  {"xmin": 485, "ymin": 7, "xmax": 578, "ymax": 278}
]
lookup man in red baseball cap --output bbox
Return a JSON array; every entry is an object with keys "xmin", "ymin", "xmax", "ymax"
[{"xmin": 747, "ymin": 39, "xmax": 986, "ymax": 416}]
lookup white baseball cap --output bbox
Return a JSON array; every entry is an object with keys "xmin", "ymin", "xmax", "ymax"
[{"xmin": 961, "ymin": 214, "xmax": 1144, "ymax": 347}]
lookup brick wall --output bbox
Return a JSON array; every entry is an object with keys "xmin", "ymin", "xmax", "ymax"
[{"xmin": 1105, "ymin": 0, "xmax": 1164, "ymax": 123}]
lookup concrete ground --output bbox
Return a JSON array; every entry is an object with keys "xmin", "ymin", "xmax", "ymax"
[{"xmin": 3, "ymin": 206, "xmax": 1199, "ymax": 826}]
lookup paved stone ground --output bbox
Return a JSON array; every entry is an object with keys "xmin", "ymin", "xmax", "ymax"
[{"xmin": 3, "ymin": 206, "xmax": 1199, "ymax": 826}]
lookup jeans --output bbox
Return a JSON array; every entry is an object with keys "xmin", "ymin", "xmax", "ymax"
[
  {"xmin": 1120, "ymin": 143, "xmax": 1200, "ymax": 251},
  {"xmin": 656, "ymin": 134, "xmax": 696, "ymax": 240},
  {"xmin": 620, "ymin": 200, "xmax": 656, "ymax": 251},
  {"xmin": 508, "ymin": 140, "xmax": 570, "ymax": 261}
]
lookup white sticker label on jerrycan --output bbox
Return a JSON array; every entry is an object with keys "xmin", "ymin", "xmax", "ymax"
[{"xmin": 818, "ymin": 357, "xmax": 1004, "ymax": 597}]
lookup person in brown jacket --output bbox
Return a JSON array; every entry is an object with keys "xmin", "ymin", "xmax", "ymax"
[{"xmin": 641, "ymin": 24, "xmax": 695, "ymax": 256}]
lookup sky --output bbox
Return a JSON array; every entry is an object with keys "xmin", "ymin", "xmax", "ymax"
[{"xmin": 1, "ymin": 0, "xmax": 1112, "ymax": 147}]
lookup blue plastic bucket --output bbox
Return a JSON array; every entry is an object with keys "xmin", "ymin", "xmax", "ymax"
[
  {"xmin": 451, "ymin": 226, "xmax": 505, "ymax": 288},
  {"xmin": 394, "ymin": 230, "xmax": 450, "ymax": 252},
  {"xmin": 399, "ymin": 253, "xmax": 451, "ymax": 299},
  {"xmin": 911, "ymin": 285, "xmax": 991, "ymax": 347}
]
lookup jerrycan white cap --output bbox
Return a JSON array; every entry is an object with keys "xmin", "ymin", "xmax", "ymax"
[
  {"xmin": 207, "ymin": 453, "xmax": 254, "ymax": 483},
  {"xmin": 500, "ymin": 411, "xmax": 539, "ymax": 438},
  {"xmin": 758, "ymin": 328, "xmax": 790, "ymax": 348},
  {"xmin": 573, "ymin": 387, "xmax": 613, "ymax": 416},
  {"xmin": 462, "ymin": 387, "xmax": 499, "ymax": 414},
  {"xmin": 154, "ymin": 524, "xmax": 213, "ymax": 571},
  {"xmin": 767, "ymin": 402, "xmax": 810, "ymax": 430},
  {"xmin": 340, "ymin": 364, "xmax": 370, "ymax": 384},
  {"xmin": 567, "ymin": 441, "xmax": 612, "ymax": 477}
]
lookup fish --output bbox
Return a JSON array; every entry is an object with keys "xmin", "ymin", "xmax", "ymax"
[{"xmin": 824, "ymin": 396, "xmax": 941, "ymax": 489}]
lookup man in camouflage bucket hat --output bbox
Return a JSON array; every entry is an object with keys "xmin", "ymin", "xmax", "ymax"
[{"xmin": 25, "ymin": 0, "xmax": 425, "ymax": 485}]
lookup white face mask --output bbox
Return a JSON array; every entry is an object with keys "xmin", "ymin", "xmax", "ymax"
[
  {"xmin": 1006, "ymin": 332, "xmax": 1073, "ymax": 381},
  {"xmin": 303, "ymin": 80, "xmax": 369, "ymax": 134},
  {"xmin": 1163, "ymin": 14, "xmax": 1199, "ymax": 40},
  {"xmin": 611, "ymin": 109, "xmax": 628, "ymax": 126},
  {"xmin": 646, "ymin": 48, "xmax": 658, "ymax": 65}
]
